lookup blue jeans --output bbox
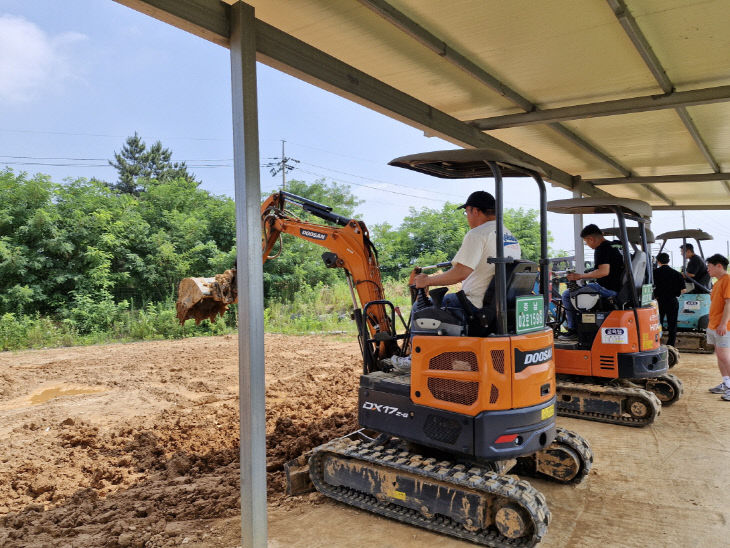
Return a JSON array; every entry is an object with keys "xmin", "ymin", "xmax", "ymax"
[
  {"xmin": 441, "ymin": 292, "xmax": 480, "ymax": 324},
  {"xmin": 561, "ymin": 283, "xmax": 616, "ymax": 329}
]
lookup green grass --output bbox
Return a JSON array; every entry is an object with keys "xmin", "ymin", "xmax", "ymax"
[{"xmin": 0, "ymin": 278, "xmax": 414, "ymax": 351}]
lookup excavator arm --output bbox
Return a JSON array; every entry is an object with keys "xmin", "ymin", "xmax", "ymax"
[{"xmin": 176, "ymin": 191, "xmax": 401, "ymax": 367}]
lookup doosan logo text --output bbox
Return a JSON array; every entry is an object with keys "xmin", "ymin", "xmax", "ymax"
[
  {"xmin": 514, "ymin": 346, "xmax": 553, "ymax": 372},
  {"xmin": 524, "ymin": 348, "xmax": 553, "ymax": 365},
  {"xmin": 300, "ymin": 229, "xmax": 327, "ymax": 240}
]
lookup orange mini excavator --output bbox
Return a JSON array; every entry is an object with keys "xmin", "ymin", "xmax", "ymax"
[
  {"xmin": 547, "ymin": 198, "xmax": 683, "ymax": 427},
  {"xmin": 177, "ymin": 150, "xmax": 593, "ymax": 547}
]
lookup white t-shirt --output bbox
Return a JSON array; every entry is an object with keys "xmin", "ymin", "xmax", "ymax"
[{"xmin": 451, "ymin": 220, "xmax": 521, "ymax": 308}]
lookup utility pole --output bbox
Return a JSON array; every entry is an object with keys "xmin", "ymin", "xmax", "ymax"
[
  {"xmin": 280, "ymin": 140, "xmax": 286, "ymax": 191},
  {"xmin": 264, "ymin": 139, "xmax": 299, "ymax": 190}
]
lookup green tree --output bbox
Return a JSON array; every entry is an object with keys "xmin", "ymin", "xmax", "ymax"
[
  {"xmin": 109, "ymin": 133, "xmax": 197, "ymax": 194},
  {"xmin": 371, "ymin": 203, "xmax": 466, "ymax": 279},
  {"xmin": 262, "ymin": 179, "xmax": 362, "ymax": 303}
]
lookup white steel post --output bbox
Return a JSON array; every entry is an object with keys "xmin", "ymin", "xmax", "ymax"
[
  {"xmin": 572, "ymin": 190, "xmax": 585, "ymax": 273},
  {"xmin": 229, "ymin": 3, "xmax": 267, "ymax": 547}
]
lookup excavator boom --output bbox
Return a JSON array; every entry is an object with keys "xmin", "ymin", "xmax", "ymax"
[{"xmin": 176, "ymin": 192, "xmax": 393, "ymax": 352}]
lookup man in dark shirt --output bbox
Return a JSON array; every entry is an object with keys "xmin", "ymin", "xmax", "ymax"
[
  {"xmin": 559, "ymin": 224, "xmax": 625, "ymax": 340},
  {"xmin": 653, "ymin": 252, "xmax": 686, "ymax": 347},
  {"xmin": 680, "ymin": 243, "xmax": 711, "ymax": 294}
]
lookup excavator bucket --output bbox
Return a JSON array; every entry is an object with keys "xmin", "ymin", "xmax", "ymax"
[{"xmin": 176, "ymin": 269, "xmax": 238, "ymax": 325}]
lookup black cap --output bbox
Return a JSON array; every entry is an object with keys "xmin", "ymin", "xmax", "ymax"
[{"xmin": 458, "ymin": 190, "xmax": 496, "ymax": 212}]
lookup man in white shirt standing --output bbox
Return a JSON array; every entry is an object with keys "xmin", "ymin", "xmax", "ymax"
[{"xmin": 414, "ymin": 190, "xmax": 522, "ymax": 315}]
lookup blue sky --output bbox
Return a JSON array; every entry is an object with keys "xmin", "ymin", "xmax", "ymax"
[{"xmin": 1, "ymin": 1, "xmax": 729, "ymax": 263}]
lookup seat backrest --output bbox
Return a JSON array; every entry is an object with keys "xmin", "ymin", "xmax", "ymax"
[
  {"xmin": 616, "ymin": 250, "xmax": 646, "ymax": 306},
  {"xmin": 630, "ymin": 251, "xmax": 647, "ymax": 289},
  {"xmin": 477, "ymin": 260, "xmax": 539, "ymax": 334}
]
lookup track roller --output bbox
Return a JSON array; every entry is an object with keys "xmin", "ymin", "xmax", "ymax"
[{"xmin": 666, "ymin": 345, "xmax": 680, "ymax": 368}]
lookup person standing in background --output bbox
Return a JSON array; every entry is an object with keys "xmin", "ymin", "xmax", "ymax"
[
  {"xmin": 653, "ymin": 252, "xmax": 685, "ymax": 348},
  {"xmin": 680, "ymin": 243, "xmax": 711, "ymax": 293},
  {"xmin": 705, "ymin": 254, "xmax": 730, "ymax": 401}
]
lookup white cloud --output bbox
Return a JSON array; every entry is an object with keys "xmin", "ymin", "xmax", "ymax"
[{"xmin": 0, "ymin": 14, "xmax": 88, "ymax": 103}]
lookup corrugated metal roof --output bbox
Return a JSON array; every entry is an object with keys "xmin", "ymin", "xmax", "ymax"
[{"xmin": 117, "ymin": 0, "xmax": 730, "ymax": 209}]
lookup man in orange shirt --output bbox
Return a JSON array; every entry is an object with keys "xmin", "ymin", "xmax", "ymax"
[{"xmin": 705, "ymin": 254, "xmax": 730, "ymax": 401}]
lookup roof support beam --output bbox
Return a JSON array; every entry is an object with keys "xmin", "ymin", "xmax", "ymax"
[
  {"xmin": 468, "ymin": 85, "xmax": 730, "ymax": 129},
  {"xmin": 357, "ymin": 0, "xmax": 675, "ymax": 203},
  {"xmin": 591, "ymin": 172, "xmax": 730, "ymax": 185},
  {"xmin": 356, "ymin": 1, "xmax": 625, "ymax": 174},
  {"xmin": 607, "ymin": 0, "xmax": 730, "ymax": 195},
  {"xmin": 653, "ymin": 205, "xmax": 730, "ymax": 210},
  {"xmin": 355, "ymin": 0, "xmax": 536, "ymax": 112},
  {"xmin": 114, "ymin": 0, "xmax": 608, "ymax": 196}
]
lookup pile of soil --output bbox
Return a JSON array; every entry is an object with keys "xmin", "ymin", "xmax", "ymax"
[{"xmin": 0, "ymin": 334, "xmax": 359, "ymax": 547}]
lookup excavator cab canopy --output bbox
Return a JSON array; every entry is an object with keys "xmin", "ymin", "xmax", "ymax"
[
  {"xmin": 601, "ymin": 227, "xmax": 655, "ymax": 245},
  {"xmin": 389, "ymin": 148, "xmax": 547, "ymax": 179},
  {"xmin": 656, "ymin": 228, "xmax": 714, "ymax": 274},
  {"xmin": 655, "ymin": 229, "xmax": 713, "ymax": 242},
  {"xmin": 547, "ymin": 197, "xmax": 652, "ymax": 220}
]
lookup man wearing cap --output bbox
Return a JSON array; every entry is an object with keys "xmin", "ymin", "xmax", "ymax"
[
  {"xmin": 380, "ymin": 190, "xmax": 521, "ymax": 371},
  {"xmin": 680, "ymin": 243, "xmax": 711, "ymax": 294},
  {"xmin": 413, "ymin": 190, "xmax": 521, "ymax": 313}
]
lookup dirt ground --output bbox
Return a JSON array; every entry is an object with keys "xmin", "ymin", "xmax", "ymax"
[{"xmin": 0, "ymin": 334, "xmax": 728, "ymax": 548}]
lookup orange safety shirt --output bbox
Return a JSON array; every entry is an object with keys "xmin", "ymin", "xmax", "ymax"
[{"xmin": 709, "ymin": 273, "xmax": 730, "ymax": 330}]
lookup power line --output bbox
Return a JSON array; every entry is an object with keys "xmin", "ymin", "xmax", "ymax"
[
  {"xmin": 0, "ymin": 128, "xmax": 226, "ymax": 142},
  {"xmin": 295, "ymin": 168, "xmax": 446, "ymax": 204},
  {"xmin": 297, "ymin": 160, "xmax": 460, "ymax": 200}
]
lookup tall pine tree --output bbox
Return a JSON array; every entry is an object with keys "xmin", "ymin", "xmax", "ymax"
[{"xmin": 109, "ymin": 132, "xmax": 197, "ymax": 194}]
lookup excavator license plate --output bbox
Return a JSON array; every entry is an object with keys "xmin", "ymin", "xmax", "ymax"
[{"xmin": 541, "ymin": 404, "xmax": 555, "ymax": 420}]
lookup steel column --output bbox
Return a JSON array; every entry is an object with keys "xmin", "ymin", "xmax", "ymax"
[
  {"xmin": 230, "ymin": 3, "xmax": 267, "ymax": 547},
  {"xmin": 572, "ymin": 190, "xmax": 585, "ymax": 274}
]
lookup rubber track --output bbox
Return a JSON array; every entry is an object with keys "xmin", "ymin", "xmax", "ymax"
[
  {"xmin": 643, "ymin": 373, "xmax": 683, "ymax": 406},
  {"xmin": 309, "ymin": 435, "xmax": 551, "ymax": 547},
  {"xmin": 556, "ymin": 381, "xmax": 661, "ymax": 427},
  {"xmin": 669, "ymin": 332, "xmax": 714, "ymax": 354},
  {"xmin": 552, "ymin": 427, "xmax": 594, "ymax": 483}
]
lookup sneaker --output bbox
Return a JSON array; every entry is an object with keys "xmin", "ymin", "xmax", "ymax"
[
  {"xmin": 722, "ymin": 388, "xmax": 730, "ymax": 402},
  {"xmin": 557, "ymin": 329, "xmax": 577, "ymax": 341},
  {"xmin": 379, "ymin": 355, "xmax": 412, "ymax": 372},
  {"xmin": 709, "ymin": 382, "xmax": 726, "ymax": 394}
]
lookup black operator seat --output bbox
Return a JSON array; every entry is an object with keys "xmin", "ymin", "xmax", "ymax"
[
  {"xmin": 410, "ymin": 260, "xmax": 540, "ymax": 337},
  {"xmin": 615, "ymin": 250, "xmax": 646, "ymax": 306},
  {"xmin": 474, "ymin": 260, "xmax": 539, "ymax": 336}
]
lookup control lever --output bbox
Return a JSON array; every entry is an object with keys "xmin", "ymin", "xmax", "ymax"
[
  {"xmin": 412, "ymin": 285, "xmax": 432, "ymax": 310},
  {"xmin": 428, "ymin": 286, "xmax": 449, "ymax": 309}
]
